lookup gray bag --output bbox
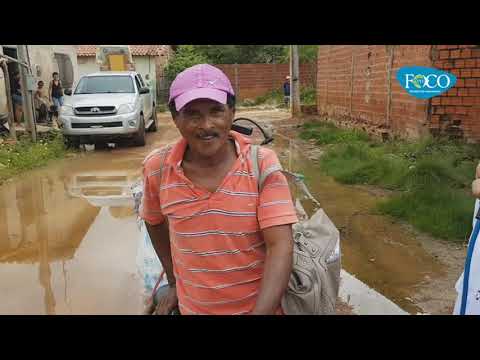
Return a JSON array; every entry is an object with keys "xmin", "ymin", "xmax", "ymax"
[{"xmin": 250, "ymin": 145, "xmax": 341, "ymax": 315}]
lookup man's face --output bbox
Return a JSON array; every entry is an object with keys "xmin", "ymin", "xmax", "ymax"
[
  {"xmin": 53, "ymin": 74, "xmax": 59, "ymax": 80},
  {"xmin": 174, "ymin": 98, "xmax": 234, "ymax": 158}
]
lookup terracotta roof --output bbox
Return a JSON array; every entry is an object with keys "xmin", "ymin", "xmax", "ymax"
[{"xmin": 76, "ymin": 45, "xmax": 169, "ymax": 57}]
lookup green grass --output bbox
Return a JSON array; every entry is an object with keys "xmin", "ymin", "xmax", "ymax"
[
  {"xmin": 300, "ymin": 122, "xmax": 370, "ymax": 145},
  {"xmin": 0, "ymin": 130, "xmax": 69, "ymax": 185},
  {"xmin": 299, "ymin": 120, "xmax": 479, "ymax": 241}
]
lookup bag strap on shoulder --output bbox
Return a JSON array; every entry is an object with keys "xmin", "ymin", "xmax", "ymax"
[
  {"xmin": 250, "ymin": 144, "xmax": 282, "ymax": 191},
  {"xmin": 250, "ymin": 144, "xmax": 320, "ymax": 207}
]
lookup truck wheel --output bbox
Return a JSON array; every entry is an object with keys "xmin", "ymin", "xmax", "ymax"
[
  {"xmin": 149, "ymin": 105, "xmax": 158, "ymax": 132},
  {"xmin": 133, "ymin": 115, "xmax": 146, "ymax": 147},
  {"xmin": 64, "ymin": 135, "xmax": 80, "ymax": 149}
]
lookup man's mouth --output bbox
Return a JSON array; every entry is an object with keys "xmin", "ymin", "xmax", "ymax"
[{"xmin": 197, "ymin": 133, "xmax": 219, "ymax": 141}]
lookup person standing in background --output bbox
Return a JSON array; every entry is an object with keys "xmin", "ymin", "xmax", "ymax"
[
  {"xmin": 49, "ymin": 72, "xmax": 64, "ymax": 112},
  {"xmin": 283, "ymin": 76, "xmax": 290, "ymax": 107}
]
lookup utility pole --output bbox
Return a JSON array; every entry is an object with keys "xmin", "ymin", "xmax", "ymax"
[
  {"xmin": 290, "ymin": 45, "xmax": 301, "ymax": 117},
  {"xmin": 17, "ymin": 45, "xmax": 36, "ymax": 142}
]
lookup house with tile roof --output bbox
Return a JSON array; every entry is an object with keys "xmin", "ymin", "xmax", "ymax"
[{"xmin": 76, "ymin": 45, "xmax": 173, "ymax": 101}]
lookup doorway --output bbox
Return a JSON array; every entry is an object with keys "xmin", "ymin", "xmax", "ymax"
[
  {"xmin": 54, "ymin": 53, "xmax": 74, "ymax": 91},
  {"xmin": 2, "ymin": 47, "xmax": 19, "ymax": 93}
]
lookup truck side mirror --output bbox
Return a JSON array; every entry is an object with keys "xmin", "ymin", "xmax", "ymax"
[
  {"xmin": 139, "ymin": 87, "xmax": 150, "ymax": 94},
  {"xmin": 64, "ymin": 89, "xmax": 72, "ymax": 96}
]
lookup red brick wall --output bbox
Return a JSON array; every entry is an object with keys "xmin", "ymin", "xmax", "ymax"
[
  {"xmin": 215, "ymin": 63, "xmax": 316, "ymax": 100},
  {"xmin": 317, "ymin": 45, "xmax": 432, "ymax": 139},
  {"xmin": 430, "ymin": 45, "xmax": 480, "ymax": 142},
  {"xmin": 317, "ymin": 45, "xmax": 480, "ymax": 142}
]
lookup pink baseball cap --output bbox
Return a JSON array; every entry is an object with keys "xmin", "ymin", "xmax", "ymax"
[{"xmin": 169, "ymin": 64, "xmax": 235, "ymax": 111}]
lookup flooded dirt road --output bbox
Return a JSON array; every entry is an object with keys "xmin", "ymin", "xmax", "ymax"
[
  {"xmin": 0, "ymin": 114, "xmax": 180, "ymax": 314},
  {"xmin": 0, "ymin": 109, "xmax": 465, "ymax": 314}
]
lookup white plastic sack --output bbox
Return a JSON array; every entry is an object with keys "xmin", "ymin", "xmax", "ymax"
[{"xmin": 135, "ymin": 220, "xmax": 168, "ymax": 300}]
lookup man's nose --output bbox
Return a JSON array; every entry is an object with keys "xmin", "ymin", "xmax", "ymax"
[{"xmin": 197, "ymin": 114, "xmax": 215, "ymax": 128}]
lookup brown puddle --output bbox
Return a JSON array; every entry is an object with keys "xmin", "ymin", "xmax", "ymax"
[{"xmin": 271, "ymin": 132, "xmax": 449, "ymax": 314}]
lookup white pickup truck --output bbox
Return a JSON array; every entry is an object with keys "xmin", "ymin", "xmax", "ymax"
[{"xmin": 59, "ymin": 71, "xmax": 157, "ymax": 147}]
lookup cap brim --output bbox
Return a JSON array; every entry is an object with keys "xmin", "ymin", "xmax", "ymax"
[{"xmin": 174, "ymin": 88, "xmax": 227, "ymax": 111}]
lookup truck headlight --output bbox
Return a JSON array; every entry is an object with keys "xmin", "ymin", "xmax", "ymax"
[
  {"xmin": 60, "ymin": 105, "xmax": 74, "ymax": 116},
  {"xmin": 117, "ymin": 104, "xmax": 135, "ymax": 115}
]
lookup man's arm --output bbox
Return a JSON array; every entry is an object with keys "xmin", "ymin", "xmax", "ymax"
[
  {"xmin": 145, "ymin": 221, "xmax": 175, "ymax": 286},
  {"xmin": 145, "ymin": 220, "xmax": 179, "ymax": 315},
  {"xmin": 251, "ymin": 224, "xmax": 293, "ymax": 315}
]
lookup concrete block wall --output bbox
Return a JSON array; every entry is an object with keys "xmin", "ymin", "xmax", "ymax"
[
  {"xmin": 430, "ymin": 45, "xmax": 480, "ymax": 142},
  {"xmin": 317, "ymin": 45, "xmax": 480, "ymax": 142},
  {"xmin": 317, "ymin": 45, "xmax": 432, "ymax": 139},
  {"xmin": 215, "ymin": 63, "xmax": 316, "ymax": 100}
]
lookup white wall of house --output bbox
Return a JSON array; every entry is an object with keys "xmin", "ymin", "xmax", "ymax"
[
  {"xmin": 132, "ymin": 56, "xmax": 157, "ymax": 101},
  {"xmin": 27, "ymin": 45, "xmax": 79, "ymax": 89},
  {"xmin": 1, "ymin": 45, "xmax": 79, "ymax": 119},
  {"xmin": 77, "ymin": 57, "xmax": 98, "ymax": 78}
]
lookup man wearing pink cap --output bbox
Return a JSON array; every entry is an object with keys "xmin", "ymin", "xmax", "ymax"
[{"xmin": 140, "ymin": 64, "xmax": 297, "ymax": 315}]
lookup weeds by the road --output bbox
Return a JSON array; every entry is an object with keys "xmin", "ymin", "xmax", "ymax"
[
  {"xmin": 0, "ymin": 130, "xmax": 68, "ymax": 185},
  {"xmin": 300, "ymin": 121, "xmax": 478, "ymax": 241}
]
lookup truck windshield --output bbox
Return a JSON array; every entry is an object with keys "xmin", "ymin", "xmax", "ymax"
[{"xmin": 74, "ymin": 76, "xmax": 134, "ymax": 94}]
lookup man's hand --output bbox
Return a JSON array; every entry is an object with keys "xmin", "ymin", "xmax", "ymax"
[
  {"xmin": 473, "ymin": 163, "xmax": 480, "ymax": 198},
  {"xmin": 154, "ymin": 285, "xmax": 179, "ymax": 315},
  {"xmin": 251, "ymin": 224, "xmax": 293, "ymax": 315}
]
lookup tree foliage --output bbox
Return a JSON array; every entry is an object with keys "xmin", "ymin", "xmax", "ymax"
[
  {"xmin": 164, "ymin": 45, "xmax": 209, "ymax": 82},
  {"xmin": 164, "ymin": 45, "xmax": 320, "ymax": 83},
  {"xmin": 192, "ymin": 45, "xmax": 288, "ymax": 64}
]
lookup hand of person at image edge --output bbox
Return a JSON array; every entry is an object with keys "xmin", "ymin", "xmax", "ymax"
[{"xmin": 472, "ymin": 163, "xmax": 480, "ymax": 198}]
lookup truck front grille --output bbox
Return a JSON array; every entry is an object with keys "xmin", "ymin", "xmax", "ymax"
[
  {"xmin": 74, "ymin": 106, "xmax": 116, "ymax": 116},
  {"xmin": 71, "ymin": 122, "xmax": 122, "ymax": 129}
]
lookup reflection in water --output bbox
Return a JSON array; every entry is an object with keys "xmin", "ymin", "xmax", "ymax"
[
  {"xmin": 0, "ymin": 161, "xmax": 143, "ymax": 314},
  {"xmin": 66, "ymin": 171, "xmax": 136, "ymax": 208},
  {"xmin": 0, "ymin": 120, "xmax": 176, "ymax": 314},
  {"xmin": 39, "ymin": 235, "xmax": 55, "ymax": 315},
  {"xmin": 0, "ymin": 172, "xmax": 100, "ymax": 314}
]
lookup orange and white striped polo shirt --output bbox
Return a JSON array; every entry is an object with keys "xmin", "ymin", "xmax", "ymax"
[{"xmin": 140, "ymin": 131, "xmax": 298, "ymax": 315}]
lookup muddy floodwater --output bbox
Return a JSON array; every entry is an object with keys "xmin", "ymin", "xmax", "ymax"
[
  {"xmin": 0, "ymin": 116, "xmax": 180, "ymax": 314},
  {"xmin": 240, "ymin": 110, "xmax": 465, "ymax": 314},
  {"xmin": 0, "ymin": 110, "xmax": 466, "ymax": 314}
]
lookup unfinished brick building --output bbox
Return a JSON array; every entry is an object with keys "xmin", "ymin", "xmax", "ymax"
[{"xmin": 316, "ymin": 45, "xmax": 480, "ymax": 142}]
